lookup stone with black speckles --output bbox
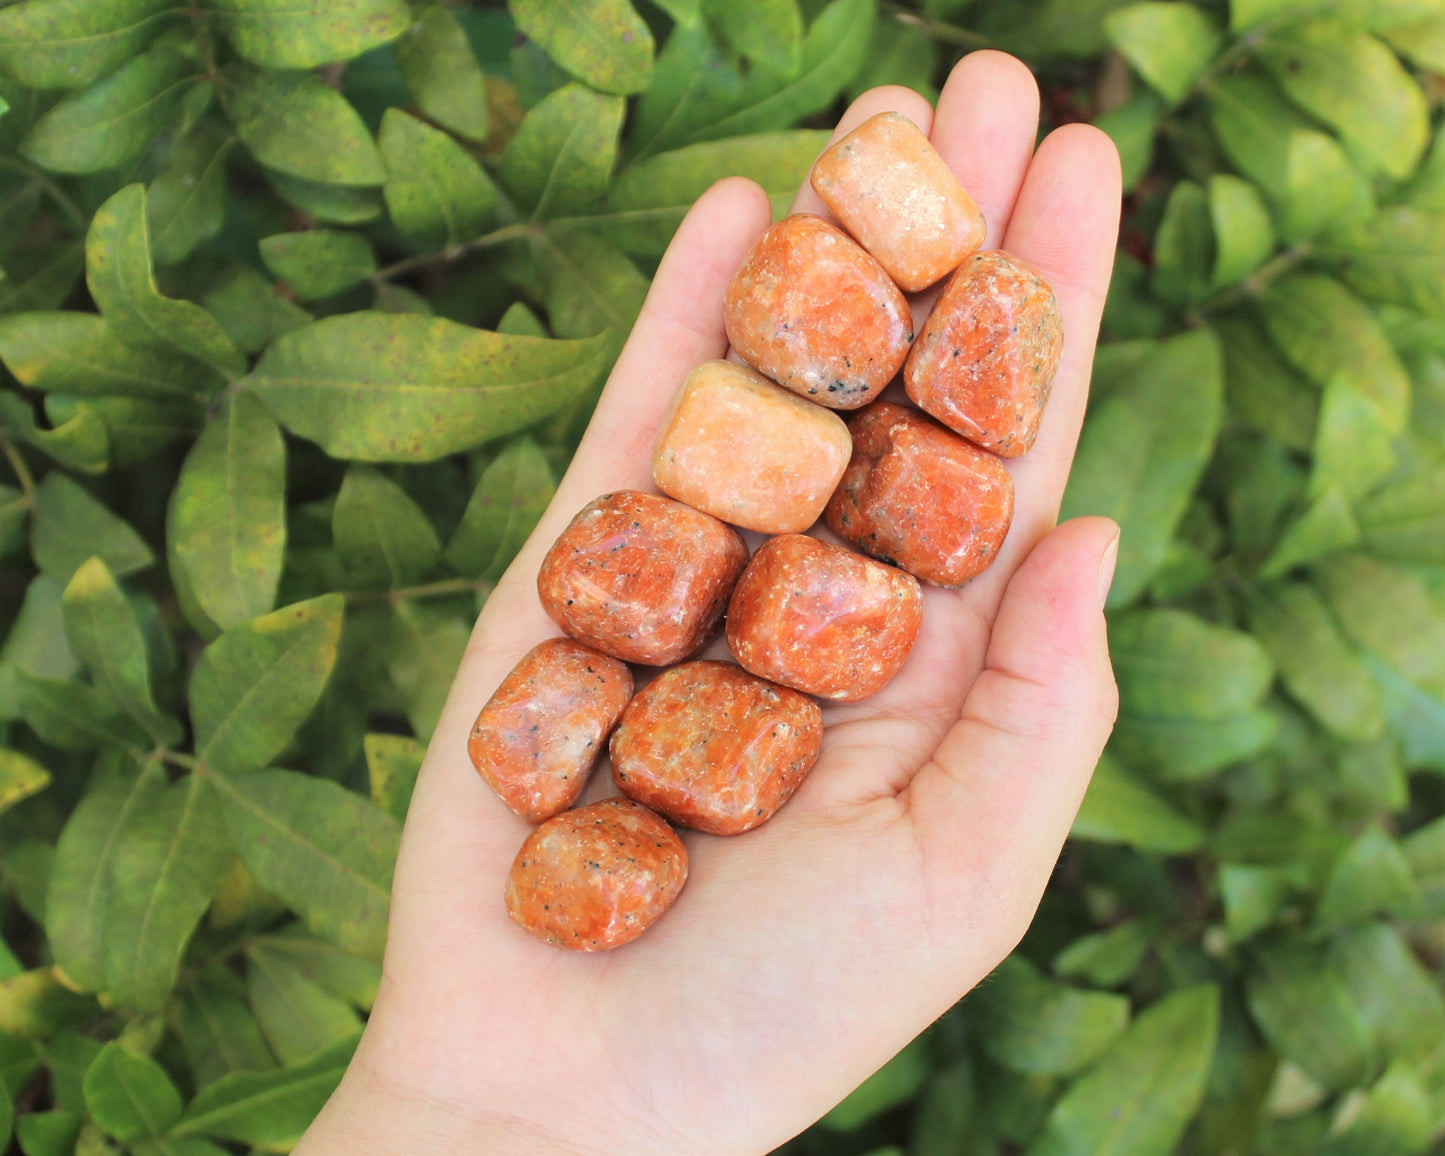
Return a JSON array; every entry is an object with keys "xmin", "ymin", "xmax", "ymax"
[
  {"xmin": 468, "ymin": 638, "xmax": 634, "ymax": 824},
  {"xmin": 724, "ymin": 214, "xmax": 912, "ymax": 410},
  {"xmin": 505, "ymin": 798, "xmax": 687, "ymax": 951},
  {"xmin": 826, "ymin": 402, "xmax": 1014, "ymax": 588},
  {"xmin": 905, "ymin": 250, "xmax": 1063, "ymax": 458},
  {"xmin": 810, "ymin": 111, "xmax": 986, "ymax": 293},
  {"xmin": 726, "ymin": 534, "xmax": 922, "ymax": 702},
  {"xmin": 538, "ymin": 491, "xmax": 749, "ymax": 666},
  {"xmin": 611, "ymin": 660, "xmax": 823, "ymax": 835}
]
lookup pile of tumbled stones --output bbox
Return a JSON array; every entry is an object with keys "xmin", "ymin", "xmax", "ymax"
[{"xmin": 468, "ymin": 112, "xmax": 1064, "ymax": 951}]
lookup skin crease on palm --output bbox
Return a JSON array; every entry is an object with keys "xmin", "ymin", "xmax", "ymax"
[{"xmin": 295, "ymin": 51, "xmax": 1124, "ymax": 1156}]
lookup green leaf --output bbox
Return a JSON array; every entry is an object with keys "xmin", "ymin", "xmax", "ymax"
[
  {"xmin": 1150, "ymin": 180, "xmax": 1213, "ymax": 307},
  {"xmin": 386, "ymin": 600, "xmax": 469, "ymax": 740},
  {"xmin": 44, "ymin": 757, "xmax": 165, "ymax": 994},
  {"xmin": 1104, "ymin": 2, "xmax": 1222, "ymax": 104},
  {"xmin": 1247, "ymin": 935, "xmax": 1376, "ymax": 1089},
  {"xmin": 821, "ymin": 1036, "xmax": 930, "ymax": 1131},
  {"xmin": 15, "ymin": 1110, "xmax": 83, "ymax": 1156},
  {"xmin": 1315, "ymin": 827, "xmax": 1419, "ymax": 931},
  {"xmin": 251, "ymin": 930, "xmax": 380, "ymax": 1010},
  {"xmin": 258, "ymin": 230, "xmax": 376, "ymax": 301},
  {"xmin": 378, "ymin": 109, "xmax": 497, "ymax": 248},
  {"xmin": 1358, "ymin": 462, "xmax": 1445, "ymax": 564},
  {"xmin": 103, "ymin": 773, "xmax": 232, "ymax": 1010},
  {"xmin": 265, "ymin": 169, "xmax": 383, "ymax": 224},
  {"xmin": 630, "ymin": 0, "xmax": 874, "ymax": 155},
  {"xmin": 706, "ymin": 0, "xmax": 803, "ymax": 77},
  {"xmin": 364, "ymin": 733, "xmax": 423, "ymax": 821},
  {"xmin": 148, "ymin": 132, "xmax": 233, "ymax": 266},
  {"xmin": 1026, "ymin": 985, "xmax": 1218, "ymax": 1156},
  {"xmin": 1258, "ymin": 487, "xmax": 1360, "ymax": 579},
  {"xmin": 848, "ymin": 15, "xmax": 938, "ymax": 103},
  {"xmin": 499, "ymin": 83, "xmax": 624, "ymax": 220},
  {"xmin": 0, "ymin": 968, "xmax": 95, "ymax": 1040},
  {"xmin": 172, "ymin": 1032, "xmax": 357, "ymax": 1148},
  {"xmin": 444, "ymin": 435, "xmax": 553, "ymax": 580},
  {"xmin": 86, "ymin": 185, "xmax": 245, "ymax": 380},
  {"xmin": 202, "ymin": 265, "xmax": 312, "ymax": 355},
  {"xmin": 221, "ymin": 64, "xmax": 385, "ymax": 186},
  {"xmin": 82, "ymin": 1043, "xmax": 181, "ymax": 1144},
  {"xmin": 1111, "ymin": 607, "xmax": 1274, "ymax": 719},
  {"xmin": 972, "ymin": 955, "xmax": 1130, "ymax": 1076},
  {"xmin": 190, "ymin": 595, "xmax": 344, "ymax": 775},
  {"xmin": 1319, "ymin": 1061, "xmax": 1432, "ymax": 1156},
  {"xmin": 0, "ymin": 241, "xmax": 85, "ymax": 316},
  {"xmin": 177, "ymin": 971, "xmax": 275, "ymax": 1087},
  {"xmin": 331, "ymin": 465, "xmax": 440, "ymax": 590},
  {"xmin": 1059, "ymin": 330, "xmax": 1224, "ymax": 607},
  {"xmin": 0, "ymin": 313, "xmax": 218, "ymax": 400},
  {"xmin": 1216, "ymin": 315, "xmax": 1318, "ymax": 452},
  {"xmin": 0, "ymin": 391, "xmax": 108, "ymax": 475},
  {"xmin": 601, "ymin": 130, "xmax": 830, "ymax": 256},
  {"xmin": 1257, "ymin": 19, "xmax": 1429, "ymax": 181},
  {"xmin": 0, "ymin": 574, "xmax": 78, "ymax": 719},
  {"xmin": 208, "ymin": 0, "xmax": 409, "ymax": 69},
  {"xmin": 1220, "ymin": 862, "xmax": 1300, "ymax": 942},
  {"xmin": 1072, "ymin": 754, "xmax": 1207, "ymax": 853},
  {"xmin": 1257, "ymin": 274, "xmax": 1410, "ymax": 435},
  {"xmin": 1317, "ymin": 207, "xmax": 1445, "ymax": 319},
  {"xmin": 21, "ymin": 41, "xmax": 197, "ymax": 174},
  {"xmin": 1054, "ymin": 921, "xmax": 1153, "ymax": 988},
  {"xmin": 394, "ymin": 5, "xmax": 488, "ymax": 140},
  {"xmin": 1309, "ymin": 376, "xmax": 1397, "ymax": 503},
  {"xmin": 49, "ymin": 394, "xmax": 202, "ymax": 469},
  {"xmin": 211, "ymin": 769, "xmax": 398, "ymax": 959},
  {"xmin": 1245, "ymin": 582, "xmax": 1384, "ymax": 742},
  {"xmin": 168, "ymin": 391, "xmax": 285, "ymax": 634},
  {"xmin": 61, "ymin": 557, "xmax": 179, "ymax": 745},
  {"xmin": 1329, "ymin": 921, "xmax": 1445, "ymax": 1063},
  {"xmin": 1095, "ymin": 91, "xmax": 1164, "ymax": 193},
  {"xmin": 14, "ymin": 672, "xmax": 150, "ymax": 752},
  {"xmin": 509, "ymin": 0, "xmax": 653, "ymax": 95},
  {"xmin": 0, "ymin": 0, "xmax": 175, "ymax": 90},
  {"xmin": 246, "ymin": 945, "xmax": 360, "ymax": 1064},
  {"xmin": 37, "ymin": 1032, "xmax": 103, "ymax": 1111},
  {"xmin": 246, "ymin": 312, "xmax": 609, "ymax": 463},
  {"xmin": 0, "ymin": 749, "xmax": 48, "ymax": 817},
  {"xmin": 1208, "ymin": 174, "xmax": 1274, "ymax": 288}
]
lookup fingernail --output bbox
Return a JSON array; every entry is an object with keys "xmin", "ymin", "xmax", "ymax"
[{"xmin": 1097, "ymin": 530, "xmax": 1120, "ymax": 609}]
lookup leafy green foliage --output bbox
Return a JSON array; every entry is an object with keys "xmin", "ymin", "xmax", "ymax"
[{"xmin": 0, "ymin": 3, "xmax": 1442, "ymax": 1153}]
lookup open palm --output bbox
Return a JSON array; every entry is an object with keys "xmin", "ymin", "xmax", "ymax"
[{"xmin": 298, "ymin": 51, "xmax": 1123, "ymax": 1156}]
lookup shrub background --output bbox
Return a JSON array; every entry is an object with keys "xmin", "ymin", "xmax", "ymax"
[{"xmin": 0, "ymin": 0, "xmax": 1443, "ymax": 1153}]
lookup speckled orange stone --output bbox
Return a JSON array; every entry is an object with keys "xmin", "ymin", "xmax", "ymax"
[
  {"xmin": 905, "ymin": 250, "xmax": 1064, "ymax": 457},
  {"xmin": 810, "ymin": 111, "xmax": 986, "ymax": 293},
  {"xmin": 537, "ymin": 491, "xmax": 749, "ymax": 666},
  {"xmin": 468, "ymin": 639, "xmax": 634, "ymax": 824},
  {"xmin": 611, "ymin": 661, "xmax": 823, "ymax": 835},
  {"xmin": 726, "ymin": 534, "xmax": 922, "ymax": 702},
  {"xmin": 652, "ymin": 360, "xmax": 853, "ymax": 534},
  {"xmin": 826, "ymin": 403, "xmax": 1015, "ymax": 588},
  {"xmin": 723, "ymin": 214, "xmax": 913, "ymax": 410},
  {"xmin": 505, "ymin": 798, "xmax": 687, "ymax": 951}
]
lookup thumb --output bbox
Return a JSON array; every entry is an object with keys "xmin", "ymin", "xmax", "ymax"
[{"xmin": 905, "ymin": 515, "xmax": 1120, "ymax": 958}]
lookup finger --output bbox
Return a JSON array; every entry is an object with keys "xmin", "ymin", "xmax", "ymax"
[
  {"xmin": 904, "ymin": 516, "xmax": 1120, "ymax": 951},
  {"xmin": 391, "ymin": 178, "xmax": 773, "ymax": 904},
  {"xmin": 956, "ymin": 123, "xmax": 1122, "ymax": 614},
  {"xmin": 931, "ymin": 50, "xmax": 1041, "ymax": 249},
  {"xmin": 789, "ymin": 85, "xmax": 935, "ymax": 218}
]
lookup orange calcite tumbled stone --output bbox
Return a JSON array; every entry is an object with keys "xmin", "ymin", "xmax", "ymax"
[
  {"xmin": 468, "ymin": 638, "xmax": 634, "ymax": 824},
  {"xmin": 537, "ymin": 491, "xmax": 749, "ymax": 666},
  {"xmin": 726, "ymin": 534, "xmax": 922, "ymax": 702},
  {"xmin": 905, "ymin": 250, "xmax": 1064, "ymax": 458},
  {"xmin": 505, "ymin": 798, "xmax": 687, "ymax": 951},
  {"xmin": 826, "ymin": 403, "xmax": 1015, "ymax": 588},
  {"xmin": 810, "ymin": 111, "xmax": 986, "ymax": 293},
  {"xmin": 723, "ymin": 214, "xmax": 912, "ymax": 410},
  {"xmin": 652, "ymin": 360, "xmax": 853, "ymax": 535},
  {"xmin": 611, "ymin": 661, "xmax": 823, "ymax": 836}
]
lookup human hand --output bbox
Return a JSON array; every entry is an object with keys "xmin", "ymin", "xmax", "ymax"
[{"xmin": 296, "ymin": 50, "xmax": 1123, "ymax": 1156}]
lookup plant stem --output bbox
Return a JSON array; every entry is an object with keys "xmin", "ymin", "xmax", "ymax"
[
  {"xmin": 1191, "ymin": 243, "xmax": 1312, "ymax": 322},
  {"xmin": 0, "ymin": 157, "xmax": 88, "ymax": 231},
  {"xmin": 0, "ymin": 435, "xmax": 35, "ymax": 496},
  {"xmin": 345, "ymin": 576, "xmax": 495, "ymax": 604},
  {"xmin": 370, "ymin": 223, "xmax": 534, "ymax": 284},
  {"xmin": 885, "ymin": 5, "xmax": 991, "ymax": 50}
]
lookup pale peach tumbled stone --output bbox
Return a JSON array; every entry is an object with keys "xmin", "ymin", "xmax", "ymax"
[
  {"xmin": 652, "ymin": 360, "xmax": 853, "ymax": 535},
  {"xmin": 810, "ymin": 111, "xmax": 986, "ymax": 293}
]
